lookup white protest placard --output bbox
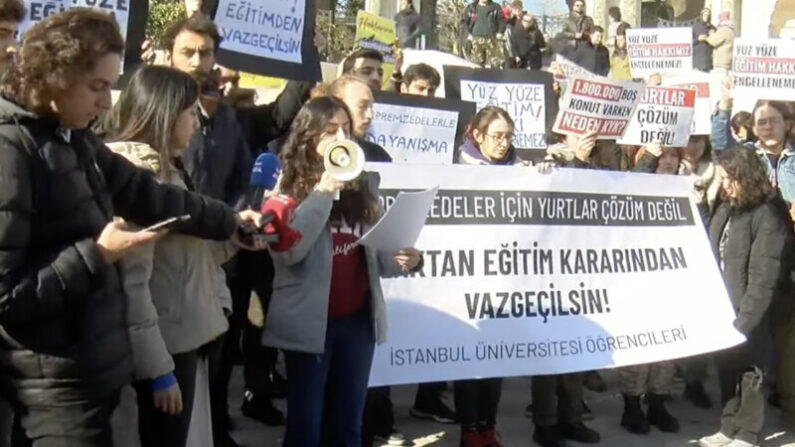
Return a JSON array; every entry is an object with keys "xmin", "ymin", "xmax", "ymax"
[
  {"xmin": 443, "ymin": 67, "xmax": 556, "ymax": 154},
  {"xmin": 733, "ymin": 38, "xmax": 795, "ymax": 102},
  {"xmin": 369, "ymin": 104, "xmax": 460, "ymax": 164},
  {"xmin": 618, "ymin": 86, "xmax": 696, "ymax": 147},
  {"xmin": 662, "ymin": 72, "xmax": 712, "ymax": 135},
  {"xmin": 22, "ymin": 0, "xmax": 131, "ymax": 36},
  {"xmin": 552, "ymin": 77, "xmax": 644, "ymax": 139},
  {"xmin": 459, "ymin": 81, "xmax": 546, "ymax": 149},
  {"xmin": 553, "ymin": 54, "xmax": 597, "ymax": 80},
  {"xmin": 215, "ymin": 0, "xmax": 305, "ymax": 64},
  {"xmin": 359, "ymin": 186, "xmax": 439, "ymax": 252},
  {"xmin": 212, "ymin": 0, "xmax": 321, "ymax": 81},
  {"xmin": 626, "ymin": 27, "xmax": 693, "ymax": 78},
  {"xmin": 21, "ymin": 0, "xmax": 146, "ymax": 71},
  {"xmin": 368, "ymin": 164, "xmax": 744, "ymax": 386}
]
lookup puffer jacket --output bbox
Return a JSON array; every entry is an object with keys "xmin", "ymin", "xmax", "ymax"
[
  {"xmin": 109, "ymin": 142, "xmax": 232, "ymax": 361},
  {"xmin": 0, "ymin": 96, "xmax": 236, "ymax": 405},
  {"xmin": 708, "ymin": 197, "xmax": 793, "ymax": 339}
]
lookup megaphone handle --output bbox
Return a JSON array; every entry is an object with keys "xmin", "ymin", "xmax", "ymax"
[{"xmin": 334, "ymin": 190, "xmax": 340, "ymax": 201}]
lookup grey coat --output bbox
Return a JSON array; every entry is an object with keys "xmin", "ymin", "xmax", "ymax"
[
  {"xmin": 262, "ymin": 180, "xmax": 404, "ymax": 354},
  {"xmin": 109, "ymin": 142, "xmax": 232, "ymax": 370}
]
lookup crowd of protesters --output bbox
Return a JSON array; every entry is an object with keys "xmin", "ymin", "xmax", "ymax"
[{"xmin": 0, "ymin": 1, "xmax": 792, "ymax": 447}]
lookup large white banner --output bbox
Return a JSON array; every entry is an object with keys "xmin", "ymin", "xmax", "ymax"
[
  {"xmin": 733, "ymin": 38, "xmax": 795, "ymax": 102},
  {"xmin": 626, "ymin": 27, "xmax": 693, "ymax": 78},
  {"xmin": 368, "ymin": 164, "xmax": 744, "ymax": 386}
]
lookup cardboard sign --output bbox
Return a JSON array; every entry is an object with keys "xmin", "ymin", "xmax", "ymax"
[
  {"xmin": 618, "ymin": 86, "xmax": 696, "ymax": 147},
  {"xmin": 354, "ymin": 11, "xmax": 396, "ymax": 87},
  {"xmin": 368, "ymin": 91, "xmax": 475, "ymax": 164},
  {"xmin": 367, "ymin": 164, "xmax": 744, "ymax": 386},
  {"xmin": 444, "ymin": 67, "xmax": 557, "ymax": 157},
  {"xmin": 733, "ymin": 38, "xmax": 795, "ymax": 101},
  {"xmin": 209, "ymin": 0, "xmax": 321, "ymax": 82},
  {"xmin": 552, "ymin": 77, "xmax": 645, "ymax": 139},
  {"xmin": 626, "ymin": 27, "xmax": 693, "ymax": 78}
]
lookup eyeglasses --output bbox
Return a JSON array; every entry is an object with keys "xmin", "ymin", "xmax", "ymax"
[
  {"xmin": 486, "ymin": 133, "xmax": 514, "ymax": 144},
  {"xmin": 756, "ymin": 116, "xmax": 783, "ymax": 127}
]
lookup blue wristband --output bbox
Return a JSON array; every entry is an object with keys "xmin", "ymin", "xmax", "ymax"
[{"xmin": 151, "ymin": 372, "xmax": 177, "ymax": 392}]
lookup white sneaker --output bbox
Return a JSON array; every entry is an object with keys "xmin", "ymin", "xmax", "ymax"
[
  {"xmin": 698, "ymin": 432, "xmax": 733, "ymax": 447},
  {"xmin": 724, "ymin": 440, "xmax": 757, "ymax": 447}
]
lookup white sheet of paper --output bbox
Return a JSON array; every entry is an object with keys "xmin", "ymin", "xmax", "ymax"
[{"xmin": 359, "ymin": 186, "xmax": 439, "ymax": 252}]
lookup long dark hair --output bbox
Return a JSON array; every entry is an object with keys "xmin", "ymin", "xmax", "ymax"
[
  {"xmin": 102, "ymin": 66, "xmax": 199, "ymax": 180},
  {"xmin": 279, "ymin": 96, "xmax": 380, "ymax": 227},
  {"xmin": 717, "ymin": 146, "xmax": 776, "ymax": 210}
]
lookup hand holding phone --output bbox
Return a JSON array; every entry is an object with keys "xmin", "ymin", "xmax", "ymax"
[{"xmin": 139, "ymin": 215, "xmax": 191, "ymax": 233}]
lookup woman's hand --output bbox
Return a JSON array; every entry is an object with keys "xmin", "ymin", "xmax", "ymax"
[
  {"xmin": 314, "ymin": 172, "xmax": 345, "ymax": 195},
  {"xmin": 719, "ymin": 74, "xmax": 734, "ymax": 112},
  {"xmin": 535, "ymin": 161, "xmax": 557, "ymax": 173},
  {"xmin": 643, "ymin": 140, "xmax": 663, "ymax": 158},
  {"xmin": 789, "ymin": 202, "xmax": 795, "ymax": 223},
  {"xmin": 575, "ymin": 130, "xmax": 598, "ymax": 163},
  {"xmin": 393, "ymin": 248, "xmax": 421, "ymax": 272},
  {"xmin": 153, "ymin": 383, "xmax": 183, "ymax": 415},
  {"xmin": 96, "ymin": 220, "xmax": 160, "ymax": 264},
  {"xmin": 231, "ymin": 210, "xmax": 269, "ymax": 251}
]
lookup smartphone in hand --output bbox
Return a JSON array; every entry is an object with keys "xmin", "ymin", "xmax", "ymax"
[{"xmin": 139, "ymin": 215, "xmax": 191, "ymax": 233}]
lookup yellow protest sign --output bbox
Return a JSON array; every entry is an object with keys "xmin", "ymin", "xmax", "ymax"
[{"xmin": 354, "ymin": 11, "xmax": 396, "ymax": 88}]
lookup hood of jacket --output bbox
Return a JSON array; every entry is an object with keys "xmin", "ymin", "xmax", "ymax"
[
  {"xmin": 458, "ymin": 137, "xmax": 517, "ymax": 165},
  {"xmin": 106, "ymin": 141, "xmax": 162, "ymax": 174},
  {"xmin": 0, "ymin": 95, "xmax": 37, "ymax": 125}
]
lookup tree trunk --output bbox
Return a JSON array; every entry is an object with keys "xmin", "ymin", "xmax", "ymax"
[
  {"xmin": 421, "ymin": 0, "xmax": 438, "ymax": 48},
  {"xmin": 318, "ymin": 0, "xmax": 335, "ymax": 11}
]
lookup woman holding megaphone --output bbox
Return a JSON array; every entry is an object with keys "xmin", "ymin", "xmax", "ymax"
[{"xmin": 263, "ymin": 96, "xmax": 422, "ymax": 447}]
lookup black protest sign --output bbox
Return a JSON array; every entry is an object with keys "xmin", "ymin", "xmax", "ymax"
[
  {"xmin": 368, "ymin": 91, "xmax": 476, "ymax": 164},
  {"xmin": 206, "ymin": 0, "xmax": 321, "ymax": 82},
  {"xmin": 444, "ymin": 67, "xmax": 557, "ymax": 159}
]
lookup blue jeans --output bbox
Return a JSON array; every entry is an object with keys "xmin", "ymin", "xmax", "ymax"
[{"xmin": 284, "ymin": 310, "xmax": 375, "ymax": 447}]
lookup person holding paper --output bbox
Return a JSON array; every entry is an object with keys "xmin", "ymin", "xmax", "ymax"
[
  {"xmin": 262, "ymin": 96, "xmax": 422, "ymax": 447},
  {"xmin": 697, "ymin": 147, "xmax": 794, "ymax": 447}
]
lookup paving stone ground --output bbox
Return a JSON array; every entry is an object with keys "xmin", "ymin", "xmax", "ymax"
[{"xmin": 230, "ymin": 368, "xmax": 795, "ymax": 447}]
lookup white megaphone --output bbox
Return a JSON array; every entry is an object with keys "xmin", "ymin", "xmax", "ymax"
[{"xmin": 322, "ymin": 139, "xmax": 365, "ymax": 199}]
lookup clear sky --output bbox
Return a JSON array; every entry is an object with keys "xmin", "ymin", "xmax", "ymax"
[{"xmin": 522, "ymin": 0, "xmax": 569, "ymax": 16}]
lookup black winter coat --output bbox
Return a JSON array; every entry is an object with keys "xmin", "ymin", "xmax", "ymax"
[
  {"xmin": 693, "ymin": 21, "xmax": 715, "ymax": 72},
  {"xmin": 0, "ymin": 96, "xmax": 237, "ymax": 405},
  {"xmin": 510, "ymin": 22, "xmax": 546, "ymax": 69},
  {"xmin": 573, "ymin": 42, "xmax": 610, "ymax": 77},
  {"xmin": 708, "ymin": 197, "xmax": 793, "ymax": 339},
  {"xmin": 462, "ymin": 1, "xmax": 506, "ymax": 37}
]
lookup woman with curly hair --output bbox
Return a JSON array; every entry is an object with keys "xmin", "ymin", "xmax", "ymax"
[
  {"xmin": 262, "ymin": 96, "xmax": 422, "ymax": 447},
  {"xmin": 698, "ymin": 147, "xmax": 794, "ymax": 447},
  {"xmin": 0, "ymin": 9, "xmax": 261, "ymax": 446}
]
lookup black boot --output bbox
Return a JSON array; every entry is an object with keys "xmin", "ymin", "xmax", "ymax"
[
  {"xmin": 559, "ymin": 422, "xmax": 600, "ymax": 443},
  {"xmin": 684, "ymin": 382, "xmax": 713, "ymax": 409},
  {"xmin": 533, "ymin": 425, "xmax": 567, "ymax": 447},
  {"xmin": 647, "ymin": 393, "xmax": 680, "ymax": 433},
  {"xmin": 620, "ymin": 395, "xmax": 649, "ymax": 435},
  {"xmin": 241, "ymin": 390, "xmax": 285, "ymax": 426}
]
